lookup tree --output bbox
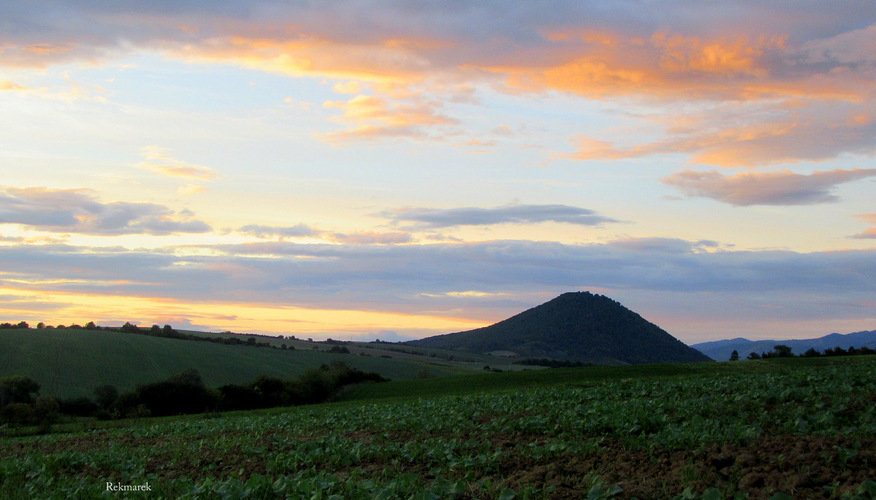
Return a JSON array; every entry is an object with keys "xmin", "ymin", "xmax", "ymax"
[
  {"xmin": 85, "ymin": 321, "xmax": 97, "ymax": 330},
  {"xmin": 0, "ymin": 376, "xmax": 41, "ymax": 405},
  {"xmin": 16, "ymin": 321, "xmax": 29, "ymax": 329},
  {"xmin": 37, "ymin": 322, "xmax": 46, "ymax": 329},
  {"xmin": 825, "ymin": 346, "xmax": 847, "ymax": 357},
  {"xmin": 729, "ymin": 350, "xmax": 740, "ymax": 361},
  {"xmin": 120, "ymin": 322, "xmax": 138, "ymax": 333},
  {"xmin": 746, "ymin": 352, "xmax": 761, "ymax": 360},
  {"xmin": 771, "ymin": 345, "xmax": 793, "ymax": 358},
  {"xmin": 32, "ymin": 396, "xmax": 59, "ymax": 433},
  {"xmin": 94, "ymin": 385, "xmax": 119, "ymax": 410},
  {"xmin": 162, "ymin": 324, "xmax": 176, "ymax": 335}
]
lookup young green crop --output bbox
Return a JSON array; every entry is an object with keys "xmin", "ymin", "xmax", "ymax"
[{"xmin": 2, "ymin": 357, "xmax": 875, "ymax": 499}]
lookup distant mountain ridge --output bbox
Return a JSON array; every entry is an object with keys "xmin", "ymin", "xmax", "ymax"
[
  {"xmin": 406, "ymin": 292, "xmax": 712, "ymax": 365},
  {"xmin": 692, "ymin": 330, "xmax": 876, "ymax": 361}
]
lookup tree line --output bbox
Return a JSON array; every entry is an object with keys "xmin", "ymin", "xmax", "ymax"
[
  {"xmin": 1, "ymin": 321, "xmax": 293, "ymax": 350},
  {"xmin": 729, "ymin": 344, "xmax": 876, "ymax": 361},
  {"xmin": 0, "ymin": 362, "xmax": 386, "ymax": 433}
]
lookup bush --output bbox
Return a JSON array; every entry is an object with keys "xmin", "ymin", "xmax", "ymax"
[
  {"xmin": 115, "ymin": 369, "xmax": 219, "ymax": 417},
  {"xmin": 218, "ymin": 384, "xmax": 265, "ymax": 411},
  {"xmin": 107, "ymin": 363, "xmax": 389, "ymax": 418},
  {"xmin": 94, "ymin": 385, "xmax": 119, "ymax": 410},
  {"xmin": 0, "ymin": 403, "xmax": 33, "ymax": 426},
  {"xmin": 58, "ymin": 397, "xmax": 99, "ymax": 417}
]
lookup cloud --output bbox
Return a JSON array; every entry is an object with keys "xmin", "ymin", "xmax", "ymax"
[
  {"xmin": 238, "ymin": 224, "xmax": 319, "ymax": 240},
  {"xmin": 608, "ymin": 237, "xmax": 722, "ymax": 254},
  {"xmin": 138, "ymin": 146, "xmax": 220, "ymax": 180},
  {"xmin": 556, "ymin": 99, "xmax": 876, "ymax": 167},
  {"xmin": 380, "ymin": 204, "xmax": 619, "ymax": 229},
  {"xmin": 3, "ymin": 238, "xmax": 874, "ymax": 336},
  {"xmin": 237, "ymin": 224, "xmax": 412, "ymax": 245},
  {"xmin": 1, "ymin": 80, "xmax": 29, "ymax": 91},
  {"xmin": 850, "ymin": 213, "xmax": 876, "ymax": 239},
  {"xmin": 662, "ymin": 168, "xmax": 876, "ymax": 206},
  {"xmin": 327, "ymin": 231, "xmax": 413, "ymax": 245},
  {"xmin": 319, "ymin": 94, "xmax": 458, "ymax": 143},
  {"xmin": 0, "ymin": 186, "xmax": 212, "ymax": 235},
  {"xmin": 4, "ymin": 2, "xmax": 876, "ymax": 161},
  {"xmin": 850, "ymin": 228, "xmax": 876, "ymax": 239}
]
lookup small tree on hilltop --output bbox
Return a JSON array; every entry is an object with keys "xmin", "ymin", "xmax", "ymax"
[
  {"xmin": 120, "ymin": 322, "xmax": 138, "ymax": 333},
  {"xmin": 729, "ymin": 350, "xmax": 740, "ymax": 361}
]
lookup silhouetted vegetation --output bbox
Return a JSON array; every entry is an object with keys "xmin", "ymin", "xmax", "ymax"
[
  {"xmin": 0, "ymin": 376, "xmax": 59, "ymax": 432},
  {"xmin": 109, "ymin": 362, "xmax": 386, "ymax": 417},
  {"xmin": 0, "ymin": 362, "xmax": 389, "ymax": 426},
  {"xmin": 513, "ymin": 358, "xmax": 592, "ymax": 368},
  {"xmin": 0, "ymin": 321, "xmax": 30, "ymax": 329},
  {"xmin": 407, "ymin": 292, "xmax": 712, "ymax": 364},
  {"xmin": 750, "ymin": 344, "xmax": 876, "ymax": 360}
]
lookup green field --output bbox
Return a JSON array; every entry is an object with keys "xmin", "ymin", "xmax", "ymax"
[
  {"xmin": 0, "ymin": 328, "xmax": 482, "ymax": 399},
  {"xmin": 3, "ymin": 356, "xmax": 875, "ymax": 499}
]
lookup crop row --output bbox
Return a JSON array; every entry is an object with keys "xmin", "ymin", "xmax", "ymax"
[{"xmin": 2, "ymin": 358, "xmax": 876, "ymax": 498}]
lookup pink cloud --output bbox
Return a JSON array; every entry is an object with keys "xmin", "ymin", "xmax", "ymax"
[
  {"xmin": 662, "ymin": 168, "xmax": 876, "ymax": 206},
  {"xmin": 3, "ymin": 2, "xmax": 876, "ymax": 160}
]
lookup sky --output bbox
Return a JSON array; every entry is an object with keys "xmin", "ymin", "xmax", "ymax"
[{"xmin": 1, "ymin": 1, "xmax": 875, "ymax": 344}]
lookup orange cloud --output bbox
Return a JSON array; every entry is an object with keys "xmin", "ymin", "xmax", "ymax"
[
  {"xmin": 557, "ymin": 99, "xmax": 876, "ymax": 167},
  {"xmin": 483, "ymin": 32, "xmax": 789, "ymax": 100},
  {"xmin": 1, "ymin": 80, "xmax": 29, "ymax": 91},
  {"xmin": 319, "ymin": 94, "xmax": 457, "ymax": 142},
  {"xmin": 176, "ymin": 35, "xmax": 435, "ymax": 86},
  {"xmin": 138, "ymin": 146, "xmax": 220, "ymax": 180},
  {"xmin": 0, "ymin": 285, "xmax": 484, "ymax": 336},
  {"xmin": 4, "ymin": 5, "xmax": 874, "ymax": 163}
]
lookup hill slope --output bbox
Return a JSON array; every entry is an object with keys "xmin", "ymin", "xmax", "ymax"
[
  {"xmin": 406, "ymin": 292, "xmax": 711, "ymax": 364},
  {"xmin": 692, "ymin": 330, "xmax": 876, "ymax": 361},
  {"xmin": 0, "ymin": 329, "xmax": 459, "ymax": 399}
]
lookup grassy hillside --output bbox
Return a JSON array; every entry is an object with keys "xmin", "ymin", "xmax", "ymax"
[{"xmin": 0, "ymin": 328, "xmax": 469, "ymax": 399}]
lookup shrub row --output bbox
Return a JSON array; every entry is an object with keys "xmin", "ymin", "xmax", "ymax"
[{"xmin": 1, "ymin": 362, "xmax": 387, "ymax": 429}]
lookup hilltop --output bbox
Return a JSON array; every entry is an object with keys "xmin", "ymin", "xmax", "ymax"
[{"xmin": 406, "ymin": 292, "xmax": 712, "ymax": 364}]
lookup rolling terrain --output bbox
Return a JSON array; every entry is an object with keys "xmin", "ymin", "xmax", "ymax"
[
  {"xmin": 0, "ymin": 291, "xmax": 715, "ymax": 400},
  {"xmin": 3, "ymin": 355, "xmax": 875, "ymax": 498},
  {"xmin": 0, "ymin": 328, "xmax": 480, "ymax": 399},
  {"xmin": 407, "ymin": 292, "xmax": 712, "ymax": 364}
]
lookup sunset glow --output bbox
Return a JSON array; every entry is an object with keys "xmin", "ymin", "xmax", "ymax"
[{"xmin": 1, "ymin": 1, "xmax": 874, "ymax": 342}]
